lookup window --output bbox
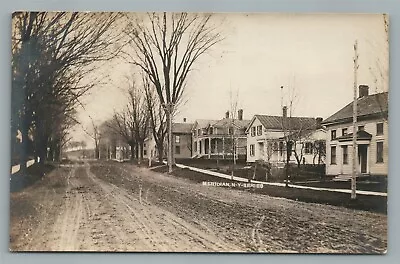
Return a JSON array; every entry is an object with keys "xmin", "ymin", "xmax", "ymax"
[
  {"xmin": 377, "ymin": 123, "xmax": 384, "ymax": 135},
  {"xmin": 194, "ymin": 142, "xmax": 197, "ymax": 152},
  {"xmin": 251, "ymin": 127, "xmax": 256, "ymax": 137},
  {"xmin": 143, "ymin": 149, "xmax": 147, "ymax": 156},
  {"xmin": 342, "ymin": 128, "xmax": 348, "ymax": 136},
  {"xmin": 197, "ymin": 129, "xmax": 201, "ymax": 136},
  {"xmin": 175, "ymin": 146, "xmax": 181, "ymax": 155},
  {"xmin": 305, "ymin": 142, "xmax": 313, "ymax": 154},
  {"xmin": 229, "ymin": 127, "xmax": 234, "ymax": 135},
  {"xmin": 209, "ymin": 127, "xmax": 214, "ymax": 135},
  {"xmin": 250, "ymin": 144, "xmax": 255, "ymax": 156},
  {"xmin": 175, "ymin": 135, "xmax": 180, "ymax": 143},
  {"xmin": 331, "ymin": 146, "xmax": 337, "ymax": 164},
  {"xmin": 342, "ymin": 146, "xmax": 348, "ymax": 164},
  {"xmin": 377, "ymin": 141, "xmax": 384, "ymax": 163},
  {"xmin": 331, "ymin": 130, "xmax": 337, "ymax": 140},
  {"xmin": 358, "ymin": 125, "xmax": 365, "ymax": 131},
  {"xmin": 257, "ymin": 125, "xmax": 262, "ymax": 136}
]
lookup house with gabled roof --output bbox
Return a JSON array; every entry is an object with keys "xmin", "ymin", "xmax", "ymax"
[
  {"xmin": 191, "ymin": 109, "xmax": 251, "ymax": 160},
  {"xmin": 144, "ymin": 119, "xmax": 193, "ymax": 161},
  {"xmin": 321, "ymin": 85, "xmax": 388, "ymax": 178},
  {"xmin": 172, "ymin": 122, "xmax": 194, "ymax": 159},
  {"xmin": 246, "ymin": 106, "xmax": 326, "ymax": 165}
]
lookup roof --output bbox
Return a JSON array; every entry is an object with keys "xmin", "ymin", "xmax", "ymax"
[
  {"xmin": 249, "ymin": 115, "xmax": 318, "ymax": 131},
  {"xmin": 172, "ymin": 123, "xmax": 193, "ymax": 134},
  {"xmin": 322, "ymin": 92, "xmax": 388, "ymax": 125},
  {"xmin": 192, "ymin": 119, "xmax": 219, "ymax": 130},
  {"xmin": 334, "ymin": 130, "xmax": 372, "ymax": 142},
  {"xmin": 210, "ymin": 118, "xmax": 251, "ymax": 129},
  {"xmin": 280, "ymin": 127, "xmax": 326, "ymax": 140}
]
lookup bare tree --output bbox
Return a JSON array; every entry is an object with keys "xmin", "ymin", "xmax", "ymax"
[
  {"xmin": 124, "ymin": 12, "xmax": 223, "ymax": 172},
  {"xmin": 85, "ymin": 117, "xmax": 101, "ymax": 159},
  {"xmin": 280, "ymin": 81, "xmax": 302, "ymax": 187},
  {"xmin": 312, "ymin": 140, "xmax": 326, "ymax": 165},
  {"xmin": 228, "ymin": 88, "xmax": 239, "ymax": 179},
  {"xmin": 11, "ymin": 12, "xmax": 122, "ymax": 171},
  {"xmin": 368, "ymin": 14, "xmax": 389, "ymax": 121},
  {"xmin": 143, "ymin": 76, "xmax": 167, "ymax": 162},
  {"xmin": 107, "ymin": 76, "xmax": 149, "ymax": 162}
]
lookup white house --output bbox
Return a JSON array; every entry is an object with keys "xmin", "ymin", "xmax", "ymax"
[
  {"xmin": 322, "ymin": 85, "xmax": 388, "ymax": 177},
  {"xmin": 191, "ymin": 110, "xmax": 250, "ymax": 160},
  {"xmin": 246, "ymin": 107, "xmax": 326, "ymax": 166}
]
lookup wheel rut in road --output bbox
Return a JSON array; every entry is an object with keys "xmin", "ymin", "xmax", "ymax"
[{"xmin": 22, "ymin": 163, "xmax": 240, "ymax": 252}]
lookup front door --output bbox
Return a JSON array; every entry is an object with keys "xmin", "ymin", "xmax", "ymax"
[{"xmin": 358, "ymin": 145, "xmax": 368, "ymax": 174}]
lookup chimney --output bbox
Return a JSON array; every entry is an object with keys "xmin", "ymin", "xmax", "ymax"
[
  {"xmin": 282, "ymin": 106, "xmax": 287, "ymax": 118},
  {"xmin": 183, "ymin": 118, "xmax": 187, "ymax": 123},
  {"xmin": 316, "ymin": 117, "xmax": 323, "ymax": 129},
  {"xmin": 225, "ymin": 111, "xmax": 229, "ymax": 119},
  {"xmin": 359, "ymin": 85, "xmax": 369, "ymax": 98},
  {"xmin": 238, "ymin": 109, "xmax": 243, "ymax": 120}
]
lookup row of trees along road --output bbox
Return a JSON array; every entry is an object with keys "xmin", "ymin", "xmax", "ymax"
[
  {"xmin": 11, "ymin": 12, "xmax": 122, "ymax": 174},
  {"xmin": 103, "ymin": 13, "xmax": 223, "ymax": 171}
]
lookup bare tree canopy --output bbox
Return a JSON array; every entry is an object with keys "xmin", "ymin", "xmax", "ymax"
[
  {"xmin": 143, "ymin": 74, "xmax": 167, "ymax": 162},
  {"xmin": 11, "ymin": 12, "xmax": 122, "ymax": 169},
  {"xmin": 106, "ymin": 75, "xmax": 149, "ymax": 161},
  {"xmin": 123, "ymin": 12, "xmax": 223, "ymax": 172},
  {"xmin": 123, "ymin": 12, "xmax": 223, "ymax": 106}
]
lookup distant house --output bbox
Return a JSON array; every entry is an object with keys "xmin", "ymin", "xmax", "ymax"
[
  {"xmin": 191, "ymin": 110, "xmax": 251, "ymax": 160},
  {"xmin": 322, "ymin": 85, "xmax": 388, "ymax": 177},
  {"xmin": 172, "ymin": 122, "xmax": 194, "ymax": 159},
  {"xmin": 144, "ymin": 119, "xmax": 193, "ymax": 161},
  {"xmin": 246, "ymin": 107, "xmax": 325, "ymax": 165}
]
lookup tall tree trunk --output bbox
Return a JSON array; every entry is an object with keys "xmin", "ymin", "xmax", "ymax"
[
  {"xmin": 167, "ymin": 110, "xmax": 173, "ymax": 173},
  {"xmin": 135, "ymin": 142, "xmax": 139, "ymax": 160},
  {"xmin": 19, "ymin": 124, "xmax": 29, "ymax": 174},
  {"xmin": 140, "ymin": 142, "xmax": 144, "ymax": 160},
  {"xmin": 54, "ymin": 140, "xmax": 61, "ymax": 162},
  {"xmin": 130, "ymin": 143, "xmax": 135, "ymax": 161},
  {"xmin": 157, "ymin": 143, "xmax": 164, "ymax": 163}
]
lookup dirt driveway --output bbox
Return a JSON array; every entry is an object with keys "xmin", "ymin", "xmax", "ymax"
[{"xmin": 9, "ymin": 161, "xmax": 387, "ymax": 253}]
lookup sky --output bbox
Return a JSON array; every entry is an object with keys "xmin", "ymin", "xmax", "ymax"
[{"xmin": 72, "ymin": 13, "xmax": 389, "ymax": 146}]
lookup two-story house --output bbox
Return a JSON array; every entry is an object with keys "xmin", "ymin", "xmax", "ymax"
[
  {"xmin": 321, "ymin": 85, "xmax": 388, "ymax": 178},
  {"xmin": 246, "ymin": 107, "xmax": 325, "ymax": 165},
  {"xmin": 171, "ymin": 122, "xmax": 194, "ymax": 159},
  {"xmin": 192, "ymin": 110, "xmax": 251, "ymax": 160},
  {"xmin": 144, "ymin": 120, "xmax": 193, "ymax": 161}
]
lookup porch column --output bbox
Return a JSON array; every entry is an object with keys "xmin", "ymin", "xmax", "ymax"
[
  {"xmin": 215, "ymin": 138, "xmax": 218, "ymax": 157},
  {"xmin": 208, "ymin": 138, "xmax": 211, "ymax": 158},
  {"xmin": 222, "ymin": 137, "xmax": 225, "ymax": 159}
]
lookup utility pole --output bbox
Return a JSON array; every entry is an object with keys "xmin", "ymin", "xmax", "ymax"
[
  {"xmin": 281, "ymin": 85, "xmax": 290, "ymax": 188},
  {"xmin": 231, "ymin": 115, "xmax": 235, "ymax": 181},
  {"xmin": 351, "ymin": 40, "xmax": 359, "ymax": 199}
]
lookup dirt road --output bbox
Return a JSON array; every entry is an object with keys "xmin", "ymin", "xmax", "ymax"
[{"xmin": 9, "ymin": 161, "xmax": 387, "ymax": 253}]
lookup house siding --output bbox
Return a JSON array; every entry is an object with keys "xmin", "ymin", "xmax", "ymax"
[
  {"xmin": 173, "ymin": 133, "xmax": 192, "ymax": 159},
  {"xmin": 325, "ymin": 119, "xmax": 388, "ymax": 176},
  {"xmin": 246, "ymin": 117, "xmax": 325, "ymax": 164},
  {"xmin": 192, "ymin": 119, "xmax": 249, "ymax": 159}
]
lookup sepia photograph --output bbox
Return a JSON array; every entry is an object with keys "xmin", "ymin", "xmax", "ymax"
[{"xmin": 9, "ymin": 12, "xmax": 388, "ymax": 253}]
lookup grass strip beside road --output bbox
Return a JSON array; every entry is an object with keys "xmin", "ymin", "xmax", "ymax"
[{"xmin": 152, "ymin": 165, "xmax": 387, "ymax": 214}]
